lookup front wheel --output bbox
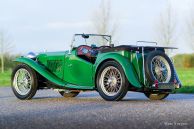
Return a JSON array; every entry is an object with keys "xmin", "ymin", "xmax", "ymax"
[
  {"xmin": 96, "ymin": 61, "xmax": 128, "ymax": 101},
  {"xmin": 11, "ymin": 64, "xmax": 38, "ymax": 100},
  {"xmin": 144, "ymin": 93, "xmax": 169, "ymax": 100}
]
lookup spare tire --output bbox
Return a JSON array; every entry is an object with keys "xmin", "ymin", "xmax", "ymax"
[{"xmin": 145, "ymin": 51, "xmax": 174, "ymax": 85}]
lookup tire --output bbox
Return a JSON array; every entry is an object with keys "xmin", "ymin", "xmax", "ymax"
[
  {"xmin": 11, "ymin": 64, "xmax": 38, "ymax": 100},
  {"xmin": 59, "ymin": 91, "xmax": 80, "ymax": 97},
  {"xmin": 145, "ymin": 51, "xmax": 174, "ymax": 84},
  {"xmin": 144, "ymin": 93, "xmax": 169, "ymax": 100},
  {"xmin": 96, "ymin": 61, "xmax": 128, "ymax": 101}
]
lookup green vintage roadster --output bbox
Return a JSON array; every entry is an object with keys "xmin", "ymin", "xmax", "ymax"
[{"xmin": 11, "ymin": 34, "xmax": 182, "ymax": 101}]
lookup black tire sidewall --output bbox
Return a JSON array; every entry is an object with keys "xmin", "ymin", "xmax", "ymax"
[
  {"xmin": 145, "ymin": 51, "xmax": 174, "ymax": 84},
  {"xmin": 144, "ymin": 93, "xmax": 169, "ymax": 100},
  {"xmin": 96, "ymin": 61, "xmax": 128, "ymax": 101},
  {"xmin": 59, "ymin": 91, "xmax": 80, "ymax": 97},
  {"xmin": 11, "ymin": 64, "xmax": 38, "ymax": 100}
]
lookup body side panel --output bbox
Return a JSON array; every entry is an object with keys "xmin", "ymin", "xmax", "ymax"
[
  {"xmin": 14, "ymin": 57, "xmax": 67, "ymax": 86},
  {"xmin": 94, "ymin": 51, "xmax": 142, "ymax": 88},
  {"xmin": 14, "ymin": 57, "xmax": 95, "ymax": 90},
  {"xmin": 37, "ymin": 52, "xmax": 66, "ymax": 79},
  {"xmin": 63, "ymin": 50, "xmax": 94, "ymax": 86}
]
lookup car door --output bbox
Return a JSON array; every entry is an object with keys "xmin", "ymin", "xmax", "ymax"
[{"xmin": 63, "ymin": 50, "xmax": 94, "ymax": 86}]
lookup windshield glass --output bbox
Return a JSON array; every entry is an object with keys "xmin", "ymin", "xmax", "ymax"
[{"xmin": 72, "ymin": 34, "xmax": 111, "ymax": 48}]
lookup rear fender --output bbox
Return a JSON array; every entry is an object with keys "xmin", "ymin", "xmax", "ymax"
[{"xmin": 95, "ymin": 53, "xmax": 142, "ymax": 88}]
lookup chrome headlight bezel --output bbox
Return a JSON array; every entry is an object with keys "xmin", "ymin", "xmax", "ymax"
[{"xmin": 26, "ymin": 52, "xmax": 37, "ymax": 59}]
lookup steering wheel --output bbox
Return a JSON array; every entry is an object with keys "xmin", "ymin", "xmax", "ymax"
[
  {"xmin": 77, "ymin": 45, "xmax": 91, "ymax": 56},
  {"xmin": 77, "ymin": 45, "xmax": 110, "ymax": 58}
]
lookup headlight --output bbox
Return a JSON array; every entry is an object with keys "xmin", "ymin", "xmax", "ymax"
[{"xmin": 26, "ymin": 52, "xmax": 36, "ymax": 59}]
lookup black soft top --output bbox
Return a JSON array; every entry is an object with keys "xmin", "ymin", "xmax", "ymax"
[{"xmin": 100, "ymin": 45, "xmax": 177, "ymax": 53}]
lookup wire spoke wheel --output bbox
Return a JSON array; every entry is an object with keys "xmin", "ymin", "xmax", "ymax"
[
  {"xmin": 151, "ymin": 56, "xmax": 171, "ymax": 83},
  {"xmin": 97, "ymin": 61, "xmax": 128, "ymax": 101},
  {"xmin": 13, "ymin": 68, "xmax": 32, "ymax": 95},
  {"xmin": 12, "ymin": 64, "xmax": 38, "ymax": 100},
  {"xmin": 100, "ymin": 66, "xmax": 122, "ymax": 96}
]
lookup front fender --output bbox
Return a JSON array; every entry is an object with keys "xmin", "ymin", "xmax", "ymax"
[
  {"xmin": 14, "ymin": 57, "xmax": 67, "ymax": 86},
  {"xmin": 95, "ymin": 53, "xmax": 142, "ymax": 88}
]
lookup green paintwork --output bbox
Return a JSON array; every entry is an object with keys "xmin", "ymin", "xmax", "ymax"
[
  {"xmin": 14, "ymin": 48, "xmax": 148, "ymax": 90},
  {"xmin": 63, "ymin": 50, "xmax": 94, "ymax": 86},
  {"xmin": 14, "ymin": 56, "xmax": 95, "ymax": 90},
  {"xmin": 37, "ymin": 51, "xmax": 65, "ymax": 79},
  {"xmin": 94, "ymin": 51, "xmax": 142, "ymax": 88},
  {"xmin": 14, "ymin": 57, "xmax": 67, "ymax": 86},
  {"xmin": 13, "ymin": 33, "xmax": 181, "ymax": 96},
  {"xmin": 37, "ymin": 50, "xmax": 94, "ymax": 86}
]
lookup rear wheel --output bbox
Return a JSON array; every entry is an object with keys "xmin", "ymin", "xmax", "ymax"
[
  {"xmin": 59, "ymin": 90, "xmax": 80, "ymax": 97},
  {"xmin": 11, "ymin": 64, "xmax": 38, "ymax": 100},
  {"xmin": 96, "ymin": 61, "xmax": 128, "ymax": 101},
  {"xmin": 144, "ymin": 93, "xmax": 169, "ymax": 100}
]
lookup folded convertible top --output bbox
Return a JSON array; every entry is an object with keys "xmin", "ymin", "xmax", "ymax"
[{"xmin": 100, "ymin": 45, "xmax": 177, "ymax": 53}]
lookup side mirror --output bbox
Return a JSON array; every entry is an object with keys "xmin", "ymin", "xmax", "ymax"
[{"xmin": 82, "ymin": 34, "xmax": 89, "ymax": 39}]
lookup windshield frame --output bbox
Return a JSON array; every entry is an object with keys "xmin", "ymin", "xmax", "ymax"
[{"xmin": 71, "ymin": 34, "xmax": 112, "ymax": 49}]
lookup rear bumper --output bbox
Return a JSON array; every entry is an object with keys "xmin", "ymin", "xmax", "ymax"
[{"xmin": 149, "ymin": 67, "xmax": 182, "ymax": 91}]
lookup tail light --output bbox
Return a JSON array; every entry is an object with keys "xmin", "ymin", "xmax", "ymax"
[
  {"xmin": 154, "ymin": 80, "xmax": 159, "ymax": 88},
  {"xmin": 173, "ymin": 79, "xmax": 177, "ymax": 84}
]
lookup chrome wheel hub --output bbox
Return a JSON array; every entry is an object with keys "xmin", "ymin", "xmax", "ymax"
[
  {"xmin": 151, "ymin": 56, "xmax": 171, "ymax": 83},
  {"xmin": 107, "ymin": 76, "xmax": 117, "ymax": 87},
  {"xmin": 100, "ymin": 66, "xmax": 122, "ymax": 96},
  {"xmin": 13, "ymin": 68, "xmax": 32, "ymax": 95}
]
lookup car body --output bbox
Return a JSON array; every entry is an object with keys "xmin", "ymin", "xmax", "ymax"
[{"xmin": 11, "ymin": 34, "xmax": 182, "ymax": 101}]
